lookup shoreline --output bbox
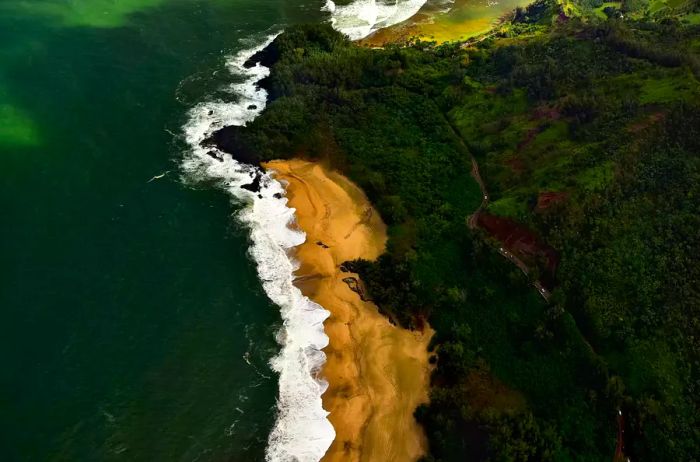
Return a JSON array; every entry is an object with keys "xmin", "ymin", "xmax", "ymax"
[
  {"xmin": 263, "ymin": 159, "xmax": 433, "ymax": 462},
  {"xmin": 357, "ymin": 0, "xmax": 531, "ymax": 46}
]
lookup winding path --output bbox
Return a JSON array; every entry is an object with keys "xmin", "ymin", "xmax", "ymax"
[{"xmin": 443, "ymin": 115, "xmax": 551, "ymax": 302}]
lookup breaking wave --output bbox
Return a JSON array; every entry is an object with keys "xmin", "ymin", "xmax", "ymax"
[
  {"xmin": 179, "ymin": 3, "xmax": 432, "ymax": 455},
  {"xmin": 181, "ymin": 34, "xmax": 335, "ymax": 462},
  {"xmin": 324, "ymin": 0, "xmax": 430, "ymax": 40}
]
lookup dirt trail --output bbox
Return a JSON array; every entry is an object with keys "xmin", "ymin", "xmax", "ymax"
[
  {"xmin": 613, "ymin": 410, "xmax": 627, "ymax": 462},
  {"xmin": 444, "ymin": 117, "xmax": 551, "ymax": 301}
]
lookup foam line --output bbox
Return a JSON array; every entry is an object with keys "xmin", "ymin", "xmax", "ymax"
[
  {"xmin": 181, "ymin": 34, "xmax": 335, "ymax": 462},
  {"xmin": 324, "ymin": 0, "xmax": 429, "ymax": 40}
]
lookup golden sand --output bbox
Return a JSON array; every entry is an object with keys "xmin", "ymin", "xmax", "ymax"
[{"xmin": 263, "ymin": 159, "xmax": 433, "ymax": 462}]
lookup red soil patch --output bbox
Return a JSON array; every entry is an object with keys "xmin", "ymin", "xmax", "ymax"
[
  {"xmin": 516, "ymin": 126, "xmax": 541, "ymax": 153},
  {"xmin": 627, "ymin": 111, "xmax": 666, "ymax": 133},
  {"xmin": 477, "ymin": 212, "xmax": 559, "ymax": 275},
  {"xmin": 506, "ymin": 103, "xmax": 561, "ymax": 158},
  {"xmin": 533, "ymin": 105, "xmax": 561, "ymax": 121},
  {"xmin": 614, "ymin": 412, "xmax": 626, "ymax": 462},
  {"xmin": 506, "ymin": 156, "xmax": 526, "ymax": 173},
  {"xmin": 536, "ymin": 191, "xmax": 568, "ymax": 211},
  {"xmin": 517, "ymin": 108, "xmax": 560, "ymax": 154}
]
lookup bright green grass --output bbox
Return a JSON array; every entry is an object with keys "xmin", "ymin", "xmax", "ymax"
[
  {"xmin": 576, "ymin": 161, "xmax": 614, "ymax": 192},
  {"xmin": 593, "ymin": 1, "xmax": 621, "ymax": 19},
  {"xmin": 682, "ymin": 12, "xmax": 700, "ymax": 24},
  {"xmin": 648, "ymin": 0, "xmax": 667, "ymax": 14},
  {"xmin": 0, "ymin": 103, "xmax": 40, "ymax": 147},
  {"xmin": 640, "ymin": 71, "xmax": 700, "ymax": 104},
  {"xmin": 449, "ymin": 89, "xmax": 528, "ymax": 152},
  {"xmin": 610, "ymin": 69, "xmax": 700, "ymax": 105},
  {"xmin": 560, "ymin": 0, "xmax": 584, "ymax": 17},
  {"xmin": 646, "ymin": 0, "xmax": 693, "ymax": 14},
  {"xmin": 488, "ymin": 196, "xmax": 528, "ymax": 219},
  {"xmin": 532, "ymin": 121, "xmax": 569, "ymax": 145}
]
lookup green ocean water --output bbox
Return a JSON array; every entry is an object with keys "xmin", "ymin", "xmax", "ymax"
[{"xmin": 0, "ymin": 1, "xmax": 324, "ymax": 460}]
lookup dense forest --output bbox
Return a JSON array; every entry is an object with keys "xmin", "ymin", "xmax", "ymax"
[{"xmin": 210, "ymin": 1, "xmax": 700, "ymax": 460}]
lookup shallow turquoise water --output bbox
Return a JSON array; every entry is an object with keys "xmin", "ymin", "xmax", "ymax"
[{"xmin": 0, "ymin": 1, "xmax": 325, "ymax": 460}]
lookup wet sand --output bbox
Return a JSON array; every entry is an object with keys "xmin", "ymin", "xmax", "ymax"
[
  {"xmin": 359, "ymin": 0, "xmax": 531, "ymax": 46},
  {"xmin": 263, "ymin": 159, "xmax": 433, "ymax": 462}
]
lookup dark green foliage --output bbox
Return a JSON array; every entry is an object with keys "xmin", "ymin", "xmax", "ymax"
[
  {"xmin": 514, "ymin": 0, "xmax": 558, "ymax": 24},
  {"xmin": 227, "ymin": 13, "xmax": 700, "ymax": 462}
]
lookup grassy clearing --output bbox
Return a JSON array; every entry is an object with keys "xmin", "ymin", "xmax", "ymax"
[
  {"xmin": 639, "ymin": 70, "xmax": 700, "ymax": 103},
  {"xmin": 488, "ymin": 196, "xmax": 529, "ymax": 219},
  {"xmin": 593, "ymin": 1, "xmax": 622, "ymax": 19},
  {"xmin": 682, "ymin": 12, "xmax": 700, "ymax": 24},
  {"xmin": 576, "ymin": 161, "xmax": 615, "ymax": 191}
]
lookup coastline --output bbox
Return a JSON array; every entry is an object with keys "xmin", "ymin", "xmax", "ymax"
[
  {"xmin": 357, "ymin": 0, "xmax": 532, "ymax": 46},
  {"xmin": 264, "ymin": 159, "xmax": 433, "ymax": 462}
]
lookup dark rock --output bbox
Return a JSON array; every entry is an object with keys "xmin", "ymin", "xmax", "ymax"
[
  {"xmin": 206, "ymin": 150, "xmax": 224, "ymax": 162},
  {"xmin": 204, "ymin": 125, "xmax": 261, "ymax": 165},
  {"xmin": 342, "ymin": 277, "xmax": 369, "ymax": 302},
  {"xmin": 256, "ymin": 75, "xmax": 273, "ymax": 96},
  {"xmin": 241, "ymin": 171, "xmax": 263, "ymax": 193},
  {"xmin": 241, "ymin": 40, "xmax": 280, "ymax": 97},
  {"xmin": 200, "ymin": 38, "xmax": 288, "ymax": 165},
  {"xmin": 244, "ymin": 40, "xmax": 281, "ymax": 69}
]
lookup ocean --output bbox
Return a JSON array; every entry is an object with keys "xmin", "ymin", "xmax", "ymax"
[{"xmin": 0, "ymin": 0, "xmax": 432, "ymax": 460}]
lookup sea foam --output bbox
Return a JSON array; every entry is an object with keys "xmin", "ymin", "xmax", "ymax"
[
  {"xmin": 180, "ymin": 3, "xmax": 428, "ymax": 455},
  {"xmin": 181, "ymin": 35, "xmax": 335, "ymax": 462},
  {"xmin": 324, "ymin": 0, "xmax": 429, "ymax": 40}
]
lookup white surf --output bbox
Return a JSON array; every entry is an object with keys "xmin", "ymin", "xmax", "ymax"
[
  {"xmin": 181, "ymin": 34, "xmax": 335, "ymax": 462},
  {"xmin": 324, "ymin": 0, "xmax": 429, "ymax": 40}
]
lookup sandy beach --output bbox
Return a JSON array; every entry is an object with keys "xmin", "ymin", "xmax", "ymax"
[
  {"xmin": 358, "ymin": 0, "xmax": 531, "ymax": 46},
  {"xmin": 263, "ymin": 159, "xmax": 433, "ymax": 462}
]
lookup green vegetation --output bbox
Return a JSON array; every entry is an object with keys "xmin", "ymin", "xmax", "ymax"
[
  {"xmin": 593, "ymin": 2, "xmax": 622, "ymax": 19},
  {"xmin": 218, "ymin": 2, "xmax": 700, "ymax": 459},
  {"xmin": 565, "ymin": 0, "xmax": 699, "ymax": 20}
]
